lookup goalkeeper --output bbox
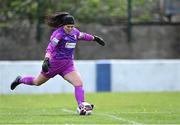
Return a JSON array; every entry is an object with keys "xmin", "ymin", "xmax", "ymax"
[{"xmin": 10, "ymin": 12, "xmax": 105, "ymax": 108}]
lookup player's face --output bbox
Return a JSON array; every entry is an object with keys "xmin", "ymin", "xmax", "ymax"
[{"xmin": 64, "ymin": 24, "xmax": 74, "ymax": 33}]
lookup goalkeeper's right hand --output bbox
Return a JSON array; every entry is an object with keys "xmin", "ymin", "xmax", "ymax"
[{"xmin": 42, "ymin": 57, "xmax": 50, "ymax": 72}]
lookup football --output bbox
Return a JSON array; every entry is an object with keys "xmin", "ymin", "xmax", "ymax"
[{"xmin": 77, "ymin": 102, "xmax": 94, "ymax": 115}]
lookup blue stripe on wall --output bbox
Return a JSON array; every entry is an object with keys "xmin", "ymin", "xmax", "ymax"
[{"xmin": 96, "ymin": 62, "xmax": 111, "ymax": 92}]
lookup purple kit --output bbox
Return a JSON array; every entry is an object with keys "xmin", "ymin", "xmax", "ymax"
[{"xmin": 42, "ymin": 27, "xmax": 94, "ymax": 78}]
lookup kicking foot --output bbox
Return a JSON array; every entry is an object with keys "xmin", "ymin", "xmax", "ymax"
[{"xmin": 10, "ymin": 76, "xmax": 21, "ymax": 90}]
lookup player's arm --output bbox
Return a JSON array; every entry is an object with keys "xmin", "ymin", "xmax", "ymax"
[
  {"xmin": 42, "ymin": 34, "xmax": 61, "ymax": 72},
  {"xmin": 78, "ymin": 32, "xmax": 105, "ymax": 46}
]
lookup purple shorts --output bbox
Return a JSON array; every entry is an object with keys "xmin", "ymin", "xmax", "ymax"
[{"xmin": 41, "ymin": 59, "xmax": 76, "ymax": 78}]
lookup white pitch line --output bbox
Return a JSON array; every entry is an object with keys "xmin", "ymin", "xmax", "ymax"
[
  {"xmin": 96, "ymin": 113, "xmax": 142, "ymax": 125},
  {"xmin": 62, "ymin": 108, "xmax": 142, "ymax": 125},
  {"xmin": 62, "ymin": 108, "xmax": 76, "ymax": 114},
  {"xmin": 119, "ymin": 111, "xmax": 172, "ymax": 114}
]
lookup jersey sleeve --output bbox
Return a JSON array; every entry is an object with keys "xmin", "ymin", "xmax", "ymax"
[
  {"xmin": 46, "ymin": 31, "xmax": 62, "ymax": 54},
  {"xmin": 75, "ymin": 28, "xmax": 94, "ymax": 41},
  {"xmin": 78, "ymin": 32, "xmax": 94, "ymax": 41}
]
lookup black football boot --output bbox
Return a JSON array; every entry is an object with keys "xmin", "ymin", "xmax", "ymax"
[{"xmin": 10, "ymin": 76, "xmax": 21, "ymax": 90}]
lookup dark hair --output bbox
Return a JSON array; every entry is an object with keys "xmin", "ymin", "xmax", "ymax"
[
  {"xmin": 62, "ymin": 15, "xmax": 75, "ymax": 25},
  {"xmin": 45, "ymin": 12, "xmax": 70, "ymax": 28}
]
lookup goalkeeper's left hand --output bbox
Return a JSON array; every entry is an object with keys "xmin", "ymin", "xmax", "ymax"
[{"xmin": 93, "ymin": 35, "xmax": 105, "ymax": 46}]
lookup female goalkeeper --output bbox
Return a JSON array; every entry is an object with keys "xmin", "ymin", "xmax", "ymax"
[{"xmin": 10, "ymin": 12, "xmax": 105, "ymax": 109}]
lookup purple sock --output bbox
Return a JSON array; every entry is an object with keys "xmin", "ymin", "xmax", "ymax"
[
  {"xmin": 19, "ymin": 76, "xmax": 35, "ymax": 85},
  {"xmin": 74, "ymin": 86, "xmax": 85, "ymax": 106}
]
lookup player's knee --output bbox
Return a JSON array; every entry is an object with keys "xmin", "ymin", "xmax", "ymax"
[{"xmin": 74, "ymin": 81, "xmax": 83, "ymax": 86}]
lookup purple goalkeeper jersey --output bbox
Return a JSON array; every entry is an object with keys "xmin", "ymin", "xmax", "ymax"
[{"xmin": 46, "ymin": 27, "xmax": 94, "ymax": 60}]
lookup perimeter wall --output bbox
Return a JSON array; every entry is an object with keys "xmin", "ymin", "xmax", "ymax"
[{"xmin": 1, "ymin": 60, "xmax": 180, "ymax": 94}]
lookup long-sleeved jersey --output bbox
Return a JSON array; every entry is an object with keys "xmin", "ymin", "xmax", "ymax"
[{"xmin": 46, "ymin": 27, "xmax": 94, "ymax": 60}]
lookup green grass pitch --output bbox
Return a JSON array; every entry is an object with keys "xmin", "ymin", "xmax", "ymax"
[{"xmin": 0, "ymin": 92, "xmax": 180, "ymax": 124}]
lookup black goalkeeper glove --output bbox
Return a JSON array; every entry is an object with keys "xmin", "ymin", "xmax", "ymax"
[
  {"xmin": 42, "ymin": 57, "xmax": 50, "ymax": 72},
  {"xmin": 93, "ymin": 35, "xmax": 105, "ymax": 46}
]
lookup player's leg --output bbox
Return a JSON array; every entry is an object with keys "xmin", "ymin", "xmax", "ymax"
[
  {"xmin": 63, "ymin": 71, "xmax": 85, "ymax": 105},
  {"xmin": 10, "ymin": 74, "xmax": 49, "ymax": 90},
  {"xmin": 33, "ymin": 74, "xmax": 50, "ymax": 86}
]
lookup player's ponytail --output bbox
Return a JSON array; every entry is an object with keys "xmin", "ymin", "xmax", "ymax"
[{"xmin": 45, "ymin": 12, "xmax": 69, "ymax": 28}]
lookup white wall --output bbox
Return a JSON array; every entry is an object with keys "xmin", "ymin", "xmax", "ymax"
[
  {"xmin": 111, "ymin": 60, "xmax": 180, "ymax": 91},
  {"xmin": 0, "ymin": 61, "xmax": 96, "ymax": 94},
  {"xmin": 0, "ymin": 60, "xmax": 180, "ymax": 94}
]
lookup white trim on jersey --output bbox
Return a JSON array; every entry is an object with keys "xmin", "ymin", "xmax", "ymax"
[
  {"xmin": 65, "ymin": 42, "xmax": 76, "ymax": 48},
  {"xmin": 78, "ymin": 32, "xmax": 84, "ymax": 39}
]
